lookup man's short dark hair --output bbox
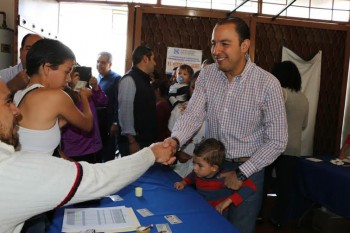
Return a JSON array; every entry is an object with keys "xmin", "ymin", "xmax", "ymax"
[
  {"xmin": 132, "ymin": 45, "xmax": 153, "ymax": 65},
  {"xmin": 216, "ymin": 17, "xmax": 250, "ymax": 44},
  {"xmin": 21, "ymin": 33, "xmax": 40, "ymax": 48}
]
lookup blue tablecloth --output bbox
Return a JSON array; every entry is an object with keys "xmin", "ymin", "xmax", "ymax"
[
  {"xmin": 296, "ymin": 156, "xmax": 350, "ymax": 218},
  {"xmin": 48, "ymin": 164, "xmax": 239, "ymax": 233}
]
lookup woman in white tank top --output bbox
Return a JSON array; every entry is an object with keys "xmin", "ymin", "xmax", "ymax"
[{"xmin": 13, "ymin": 39, "xmax": 93, "ymax": 155}]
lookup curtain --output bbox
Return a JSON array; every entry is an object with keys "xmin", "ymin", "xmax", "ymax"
[
  {"xmin": 282, "ymin": 46, "xmax": 322, "ymax": 156},
  {"xmin": 341, "ymin": 60, "xmax": 350, "ymax": 149}
]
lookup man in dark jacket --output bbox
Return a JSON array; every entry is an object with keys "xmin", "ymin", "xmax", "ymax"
[{"xmin": 118, "ymin": 46, "xmax": 157, "ymax": 157}]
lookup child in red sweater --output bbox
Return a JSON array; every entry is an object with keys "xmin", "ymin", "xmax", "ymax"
[{"xmin": 174, "ymin": 138, "xmax": 256, "ymax": 215}]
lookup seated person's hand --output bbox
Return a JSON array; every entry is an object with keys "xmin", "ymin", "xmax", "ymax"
[
  {"xmin": 339, "ymin": 152, "xmax": 347, "ymax": 160},
  {"xmin": 215, "ymin": 198, "xmax": 232, "ymax": 214},
  {"xmin": 150, "ymin": 142, "xmax": 176, "ymax": 165},
  {"xmin": 174, "ymin": 181, "xmax": 185, "ymax": 190}
]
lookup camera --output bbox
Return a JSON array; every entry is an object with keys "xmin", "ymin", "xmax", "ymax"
[{"xmin": 74, "ymin": 66, "xmax": 92, "ymax": 86}]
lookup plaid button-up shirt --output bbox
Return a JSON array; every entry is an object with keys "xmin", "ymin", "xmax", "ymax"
[{"xmin": 172, "ymin": 56, "xmax": 288, "ymax": 177}]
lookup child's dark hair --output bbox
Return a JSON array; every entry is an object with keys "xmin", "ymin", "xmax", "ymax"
[
  {"xmin": 179, "ymin": 64, "xmax": 194, "ymax": 78},
  {"xmin": 193, "ymin": 138, "xmax": 225, "ymax": 167}
]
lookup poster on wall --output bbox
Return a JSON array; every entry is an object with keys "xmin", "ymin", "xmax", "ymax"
[{"xmin": 165, "ymin": 47, "xmax": 202, "ymax": 75}]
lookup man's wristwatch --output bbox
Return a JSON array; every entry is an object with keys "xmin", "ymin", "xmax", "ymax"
[
  {"xmin": 171, "ymin": 137, "xmax": 180, "ymax": 151},
  {"xmin": 236, "ymin": 168, "xmax": 247, "ymax": 181}
]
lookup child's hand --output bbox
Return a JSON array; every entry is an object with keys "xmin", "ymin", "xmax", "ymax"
[
  {"xmin": 215, "ymin": 198, "xmax": 232, "ymax": 214},
  {"xmin": 174, "ymin": 182, "xmax": 185, "ymax": 190}
]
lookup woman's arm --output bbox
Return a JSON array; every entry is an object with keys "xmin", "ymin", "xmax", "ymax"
[{"xmin": 57, "ymin": 89, "xmax": 93, "ymax": 132}]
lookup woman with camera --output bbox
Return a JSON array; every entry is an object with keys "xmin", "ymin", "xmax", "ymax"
[{"xmin": 13, "ymin": 39, "xmax": 94, "ymax": 156}]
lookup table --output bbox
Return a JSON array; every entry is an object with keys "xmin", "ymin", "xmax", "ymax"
[
  {"xmin": 296, "ymin": 156, "xmax": 350, "ymax": 218},
  {"xmin": 48, "ymin": 164, "xmax": 240, "ymax": 233}
]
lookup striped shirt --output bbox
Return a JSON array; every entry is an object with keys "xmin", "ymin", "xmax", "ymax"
[
  {"xmin": 183, "ymin": 162, "xmax": 256, "ymax": 209},
  {"xmin": 172, "ymin": 56, "xmax": 288, "ymax": 177}
]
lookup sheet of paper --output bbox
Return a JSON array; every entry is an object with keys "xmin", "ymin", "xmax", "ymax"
[
  {"xmin": 107, "ymin": 194, "xmax": 124, "ymax": 202},
  {"xmin": 137, "ymin": 208, "xmax": 154, "ymax": 217},
  {"xmin": 62, "ymin": 206, "xmax": 139, "ymax": 233},
  {"xmin": 156, "ymin": 223, "xmax": 172, "ymax": 233},
  {"xmin": 305, "ymin": 157, "xmax": 323, "ymax": 162}
]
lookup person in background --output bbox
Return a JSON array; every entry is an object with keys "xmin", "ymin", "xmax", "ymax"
[
  {"xmin": 118, "ymin": 45, "xmax": 158, "ymax": 157},
  {"xmin": 168, "ymin": 66, "xmax": 178, "ymax": 85},
  {"xmin": 174, "ymin": 138, "xmax": 256, "ymax": 216},
  {"xmin": 151, "ymin": 78, "xmax": 171, "ymax": 141},
  {"xmin": 0, "ymin": 33, "xmax": 43, "ymax": 92},
  {"xmin": 201, "ymin": 57, "xmax": 215, "ymax": 68},
  {"xmin": 263, "ymin": 60, "xmax": 309, "ymax": 228},
  {"xmin": 169, "ymin": 70, "xmax": 204, "ymax": 178},
  {"xmin": 60, "ymin": 66, "xmax": 108, "ymax": 163},
  {"xmin": 96, "ymin": 51, "xmax": 121, "ymax": 162},
  {"xmin": 150, "ymin": 70, "xmax": 160, "ymax": 83},
  {"xmin": 165, "ymin": 17, "xmax": 287, "ymax": 233},
  {"xmin": 168, "ymin": 64, "xmax": 194, "ymax": 108},
  {"xmin": 0, "ymin": 79, "xmax": 175, "ymax": 233}
]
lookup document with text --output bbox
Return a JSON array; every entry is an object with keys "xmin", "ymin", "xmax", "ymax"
[{"xmin": 62, "ymin": 206, "xmax": 139, "ymax": 232}]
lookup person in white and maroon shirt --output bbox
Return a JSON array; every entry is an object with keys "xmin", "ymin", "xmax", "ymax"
[
  {"xmin": 165, "ymin": 17, "xmax": 288, "ymax": 233},
  {"xmin": 0, "ymin": 80, "xmax": 175, "ymax": 233}
]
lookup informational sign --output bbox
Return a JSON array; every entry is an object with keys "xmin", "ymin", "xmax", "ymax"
[{"xmin": 165, "ymin": 47, "xmax": 202, "ymax": 75}]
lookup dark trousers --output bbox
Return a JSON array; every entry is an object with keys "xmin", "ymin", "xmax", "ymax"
[
  {"xmin": 262, "ymin": 154, "xmax": 297, "ymax": 225},
  {"xmin": 97, "ymin": 134, "xmax": 117, "ymax": 162},
  {"xmin": 96, "ymin": 107, "xmax": 117, "ymax": 162}
]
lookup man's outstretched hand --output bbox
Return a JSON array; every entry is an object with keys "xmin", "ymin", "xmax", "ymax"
[{"xmin": 150, "ymin": 141, "xmax": 176, "ymax": 165}]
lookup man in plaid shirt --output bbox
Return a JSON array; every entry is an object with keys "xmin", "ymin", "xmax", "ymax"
[{"xmin": 166, "ymin": 17, "xmax": 288, "ymax": 233}]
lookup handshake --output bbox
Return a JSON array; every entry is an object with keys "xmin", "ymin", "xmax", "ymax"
[{"xmin": 150, "ymin": 137, "xmax": 179, "ymax": 165}]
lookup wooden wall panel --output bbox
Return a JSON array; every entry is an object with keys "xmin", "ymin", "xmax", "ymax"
[{"xmin": 141, "ymin": 13, "xmax": 218, "ymax": 77}]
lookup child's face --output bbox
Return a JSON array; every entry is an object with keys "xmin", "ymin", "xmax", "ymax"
[
  {"xmin": 177, "ymin": 68, "xmax": 191, "ymax": 84},
  {"xmin": 193, "ymin": 156, "xmax": 218, "ymax": 178}
]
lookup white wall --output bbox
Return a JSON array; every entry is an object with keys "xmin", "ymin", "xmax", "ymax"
[{"xmin": 0, "ymin": 0, "xmax": 15, "ymax": 30}]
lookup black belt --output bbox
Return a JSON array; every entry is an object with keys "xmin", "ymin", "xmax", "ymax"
[{"xmin": 226, "ymin": 157, "xmax": 250, "ymax": 163}]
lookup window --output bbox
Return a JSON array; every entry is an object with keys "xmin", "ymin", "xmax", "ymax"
[
  {"xmin": 58, "ymin": 3, "xmax": 128, "ymax": 75},
  {"xmin": 160, "ymin": 0, "xmax": 349, "ymax": 22},
  {"xmin": 262, "ymin": 0, "xmax": 350, "ymax": 21}
]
